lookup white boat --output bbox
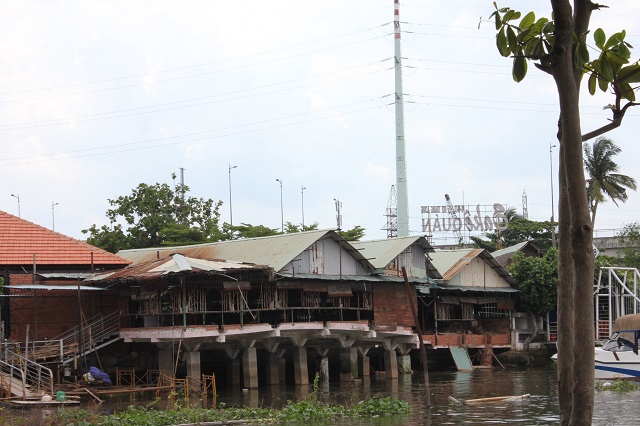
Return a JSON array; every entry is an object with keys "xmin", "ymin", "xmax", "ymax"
[
  {"xmin": 550, "ymin": 313, "xmax": 640, "ymax": 379},
  {"xmin": 595, "ymin": 313, "xmax": 640, "ymax": 379}
]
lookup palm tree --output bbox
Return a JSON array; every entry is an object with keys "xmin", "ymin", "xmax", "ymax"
[{"xmin": 584, "ymin": 137, "xmax": 637, "ymax": 226}]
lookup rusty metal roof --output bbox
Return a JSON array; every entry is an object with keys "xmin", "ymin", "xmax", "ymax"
[
  {"xmin": 117, "ymin": 229, "xmax": 373, "ymax": 273},
  {"xmin": 429, "ymin": 248, "xmax": 516, "ymax": 286},
  {"xmin": 88, "ymin": 254, "xmax": 272, "ymax": 284},
  {"xmin": 350, "ymin": 236, "xmax": 441, "ymax": 279}
]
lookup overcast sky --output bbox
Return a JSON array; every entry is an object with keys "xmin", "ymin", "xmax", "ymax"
[{"xmin": 2, "ymin": 0, "xmax": 639, "ymax": 245}]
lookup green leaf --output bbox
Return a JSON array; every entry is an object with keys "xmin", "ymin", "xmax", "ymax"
[
  {"xmin": 588, "ymin": 72, "xmax": 597, "ymax": 95},
  {"xmin": 497, "ymin": 28, "xmax": 509, "ymax": 56},
  {"xmin": 520, "ymin": 11, "xmax": 535, "ymax": 29},
  {"xmin": 597, "ymin": 74, "xmax": 609, "ymax": 92},
  {"xmin": 594, "ymin": 28, "xmax": 606, "ymax": 49},
  {"xmin": 507, "ymin": 26, "xmax": 518, "ymax": 52},
  {"xmin": 495, "ymin": 12, "xmax": 502, "ymax": 30},
  {"xmin": 600, "ymin": 56, "xmax": 614, "ymax": 81},
  {"xmin": 574, "ymin": 42, "xmax": 589, "ymax": 69},
  {"xmin": 620, "ymin": 82, "xmax": 636, "ymax": 102},
  {"xmin": 532, "ymin": 39, "xmax": 545, "ymax": 58},
  {"xmin": 513, "ymin": 56, "xmax": 527, "ymax": 82},
  {"xmin": 618, "ymin": 64, "xmax": 640, "ymax": 84},
  {"xmin": 605, "ymin": 31, "xmax": 625, "ymax": 49}
]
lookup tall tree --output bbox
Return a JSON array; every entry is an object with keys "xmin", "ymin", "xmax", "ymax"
[
  {"xmin": 508, "ymin": 248, "xmax": 558, "ymax": 350},
  {"xmin": 490, "ymin": 2, "xmax": 640, "ymax": 423},
  {"xmin": 617, "ymin": 222, "xmax": 640, "ymax": 270},
  {"xmin": 584, "ymin": 137, "xmax": 637, "ymax": 226},
  {"xmin": 471, "ymin": 207, "xmax": 553, "ymax": 251},
  {"xmin": 83, "ymin": 174, "xmax": 223, "ymax": 252}
]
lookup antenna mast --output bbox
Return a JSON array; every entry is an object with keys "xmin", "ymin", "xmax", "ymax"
[
  {"xmin": 522, "ymin": 190, "xmax": 529, "ymax": 219},
  {"xmin": 382, "ymin": 185, "xmax": 398, "ymax": 238},
  {"xmin": 394, "ymin": 0, "xmax": 409, "ymax": 237}
]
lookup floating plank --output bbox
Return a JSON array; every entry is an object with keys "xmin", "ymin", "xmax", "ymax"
[
  {"xmin": 465, "ymin": 394, "xmax": 531, "ymax": 404},
  {"xmin": 449, "ymin": 347, "xmax": 473, "ymax": 371}
]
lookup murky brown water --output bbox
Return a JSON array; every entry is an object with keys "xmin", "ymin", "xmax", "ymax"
[
  {"xmin": 208, "ymin": 366, "xmax": 637, "ymax": 425},
  {"xmin": 6, "ymin": 366, "xmax": 638, "ymax": 425}
]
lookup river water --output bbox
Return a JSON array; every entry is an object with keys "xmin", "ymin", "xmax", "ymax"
[
  {"xmin": 10, "ymin": 366, "xmax": 637, "ymax": 425},
  {"xmin": 209, "ymin": 366, "xmax": 637, "ymax": 425}
]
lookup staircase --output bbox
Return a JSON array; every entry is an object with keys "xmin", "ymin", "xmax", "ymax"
[
  {"xmin": 0, "ymin": 349, "xmax": 53, "ymax": 399},
  {"xmin": 27, "ymin": 310, "xmax": 122, "ymax": 364},
  {"xmin": 594, "ymin": 267, "xmax": 640, "ymax": 340}
]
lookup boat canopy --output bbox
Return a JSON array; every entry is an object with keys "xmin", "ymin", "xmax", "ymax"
[
  {"xmin": 612, "ymin": 314, "xmax": 640, "ymax": 355},
  {"xmin": 613, "ymin": 314, "xmax": 640, "ymax": 332}
]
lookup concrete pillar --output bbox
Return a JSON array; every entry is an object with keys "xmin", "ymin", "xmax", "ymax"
[
  {"xmin": 185, "ymin": 351, "xmax": 201, "ymax": 392},
  {"xmin": 228, "ymin": 358, "xmax": 241, "ymax": 386},
  {"xmin": 265, "ymin": 352, "xmax": 280, "ymax": 385},
  {"xmin": 279, "ymin": 357, "xmax": 287, "ymax": 383},
  {"xmin": 185, "ymin": 351, "xmax": 201, "ymax": 380},
  {"xmin": 339, "ymin": 348, "xmax": 357, "ymax": 382},
  {"xmin": 242, "ymin": 347, "xmax": 259, "ymax": 389},
  {"xmin": 358, "ymin": 353, "xmax": 370, "ymax": 378},
  {"xmin": 319, "ymin": 356, "xmax": 329, "ymax": 383},
  {"xmin": 158, "ymin": 347, "xmax": 174, "ymax": 377},
  {"xmin": 293, "ymin": 346, "xmax": 308, "ymax": 386},
  {"xmin": 397, "ymin": 355, "xmax": 411, "ymax": 374},
  {"xmin": 384, "ymin": 350, "xmax": 398, "ymax": 379}
]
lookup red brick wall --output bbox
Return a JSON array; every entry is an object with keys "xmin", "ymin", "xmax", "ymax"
[
  {"xmin": 465, "ymin": 333, "xmax": 487, "ymax": 346},
  {"xmin": 372, "ymin": 283, "xmax": 415, "ymax": 330},
  {"xmin": 436, "ymin": 333, "xmax": 463, "ymax": 346},
  {"xmin": 7, "ymin": 274, "xmax": 119, "ymax": 341}
]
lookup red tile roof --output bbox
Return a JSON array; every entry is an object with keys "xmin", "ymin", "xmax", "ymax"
[{"xmin": 0, "ymin": 210, "xmax": 131, "ymax": 267}]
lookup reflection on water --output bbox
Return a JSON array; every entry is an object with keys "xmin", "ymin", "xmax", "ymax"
[
  {"xmin": 64, "ymin": 367, "xmax": 640, "ymax": 425},
  {"xmin": 211, "ymin": 366, "xmax": 639, "ymax": 425}
]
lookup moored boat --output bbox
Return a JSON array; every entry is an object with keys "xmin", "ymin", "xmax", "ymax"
[
  {"xmin": 550, "ymin": 313, "xmax": 640, "ymax": 379},
  {"xmin": 595, "ymin": 313, "xmax": 640, "ymax": 379}
]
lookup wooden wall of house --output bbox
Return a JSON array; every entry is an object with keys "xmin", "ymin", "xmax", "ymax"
[
  {"xmin": 372, "ymin": 283, "xmax": 415, "ymax": 331},
  {"xmin": 449, "ymin": 258, "xmax": 511, "ymax": 288},
  {"xmin": 282, "ymin": 237, "xmax": 369, "ymax": 276},
  {"xmin": 384, "ymin": 244, "xmax": 429, "ymax": 278},
  {"xmin": 7, "ymin": 273, "xmax": 119, "ymax": 341}
]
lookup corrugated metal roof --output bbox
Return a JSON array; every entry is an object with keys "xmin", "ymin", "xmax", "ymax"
[
  {"xmin": 0, "ymin": 210, "xmax": 131, "ymax": 267},
  {"xmin": 417, "ymin": 284, "xmax": 518, "ymax": 294},
  {"xmin": 350, "ymin": 236, "xmax": 441, "ymax": 278},
  {"xmin": 277, "ymin": 272, "xmax": 435, "ymax": 284},
  {"xmin": 88, "ymin": 254, "xmax": 272, "ymax": 283},
  {"xmin": 37, "ymin": 273, "xmax": 96, "ymax": 279},
  {"xmin": 117, "ymin": 229, "xmax": 373, "ymax": 273},
  {"xmin": 491, "ymin": 241, "xmax": 528, "ymax": 259},
  {"xmin": 430, "ymin": 248, "xmax": 516, "ymax": 286},
  {"xmin": 3, "ymin": 284, "xmax": 104, "ymax": 291}
]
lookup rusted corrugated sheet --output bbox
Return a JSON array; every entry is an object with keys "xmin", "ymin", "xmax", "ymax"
[{"xmin": 117, "ymin": 229, "xmax": 375, "ymax": 274}]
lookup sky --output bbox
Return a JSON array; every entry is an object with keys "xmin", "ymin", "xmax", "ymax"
[{"xmin": 1, "ymin": 0, "xmax": 639, "ymax": 246}]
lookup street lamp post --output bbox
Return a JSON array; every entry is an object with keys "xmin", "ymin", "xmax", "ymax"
[
  {"xmin": 301, "ymin": 186, "xmax": 306, "ymax": 229},
  {"xmin": 52, "ymin": 202, "xmax": 59, "ymax": 231},
  {"xmin": 276, "ymin": 179, "xmax": 283, "ymax": 232},
  {"xmin": 10, "ymin": 194, "xmax": 20, "ymax": 218},
  {"xmin": 550, "ymin": 142, "xmax": 557, "ymax": 248},
  {"xmin": 228, "ymin": 164, "xmax": 237, "ymax": 226}
]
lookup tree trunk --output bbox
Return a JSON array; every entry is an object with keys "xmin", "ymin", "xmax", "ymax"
[
  {"xmin": 551, "ymin": 1, "xmax": 596, "ymax": 424},
  {"xmin": 523, "ymin": 312, "xmax": 540, "ymax": 352}
]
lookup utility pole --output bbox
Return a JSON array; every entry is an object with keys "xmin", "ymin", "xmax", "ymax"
[
  {"xmin": 276, "ymin": 179, "xmax": 283, "ymax": 232},
  {"xmin": 229, "ymin": 164, "xmax": 238, "ymax": 226},
  {"xmin": 52, "ymin": 202, "xmax": 59, "ymax": 231},
  {"xmin": 301, "ymin": 186, "xmax": 306, "ymax": 229}
]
